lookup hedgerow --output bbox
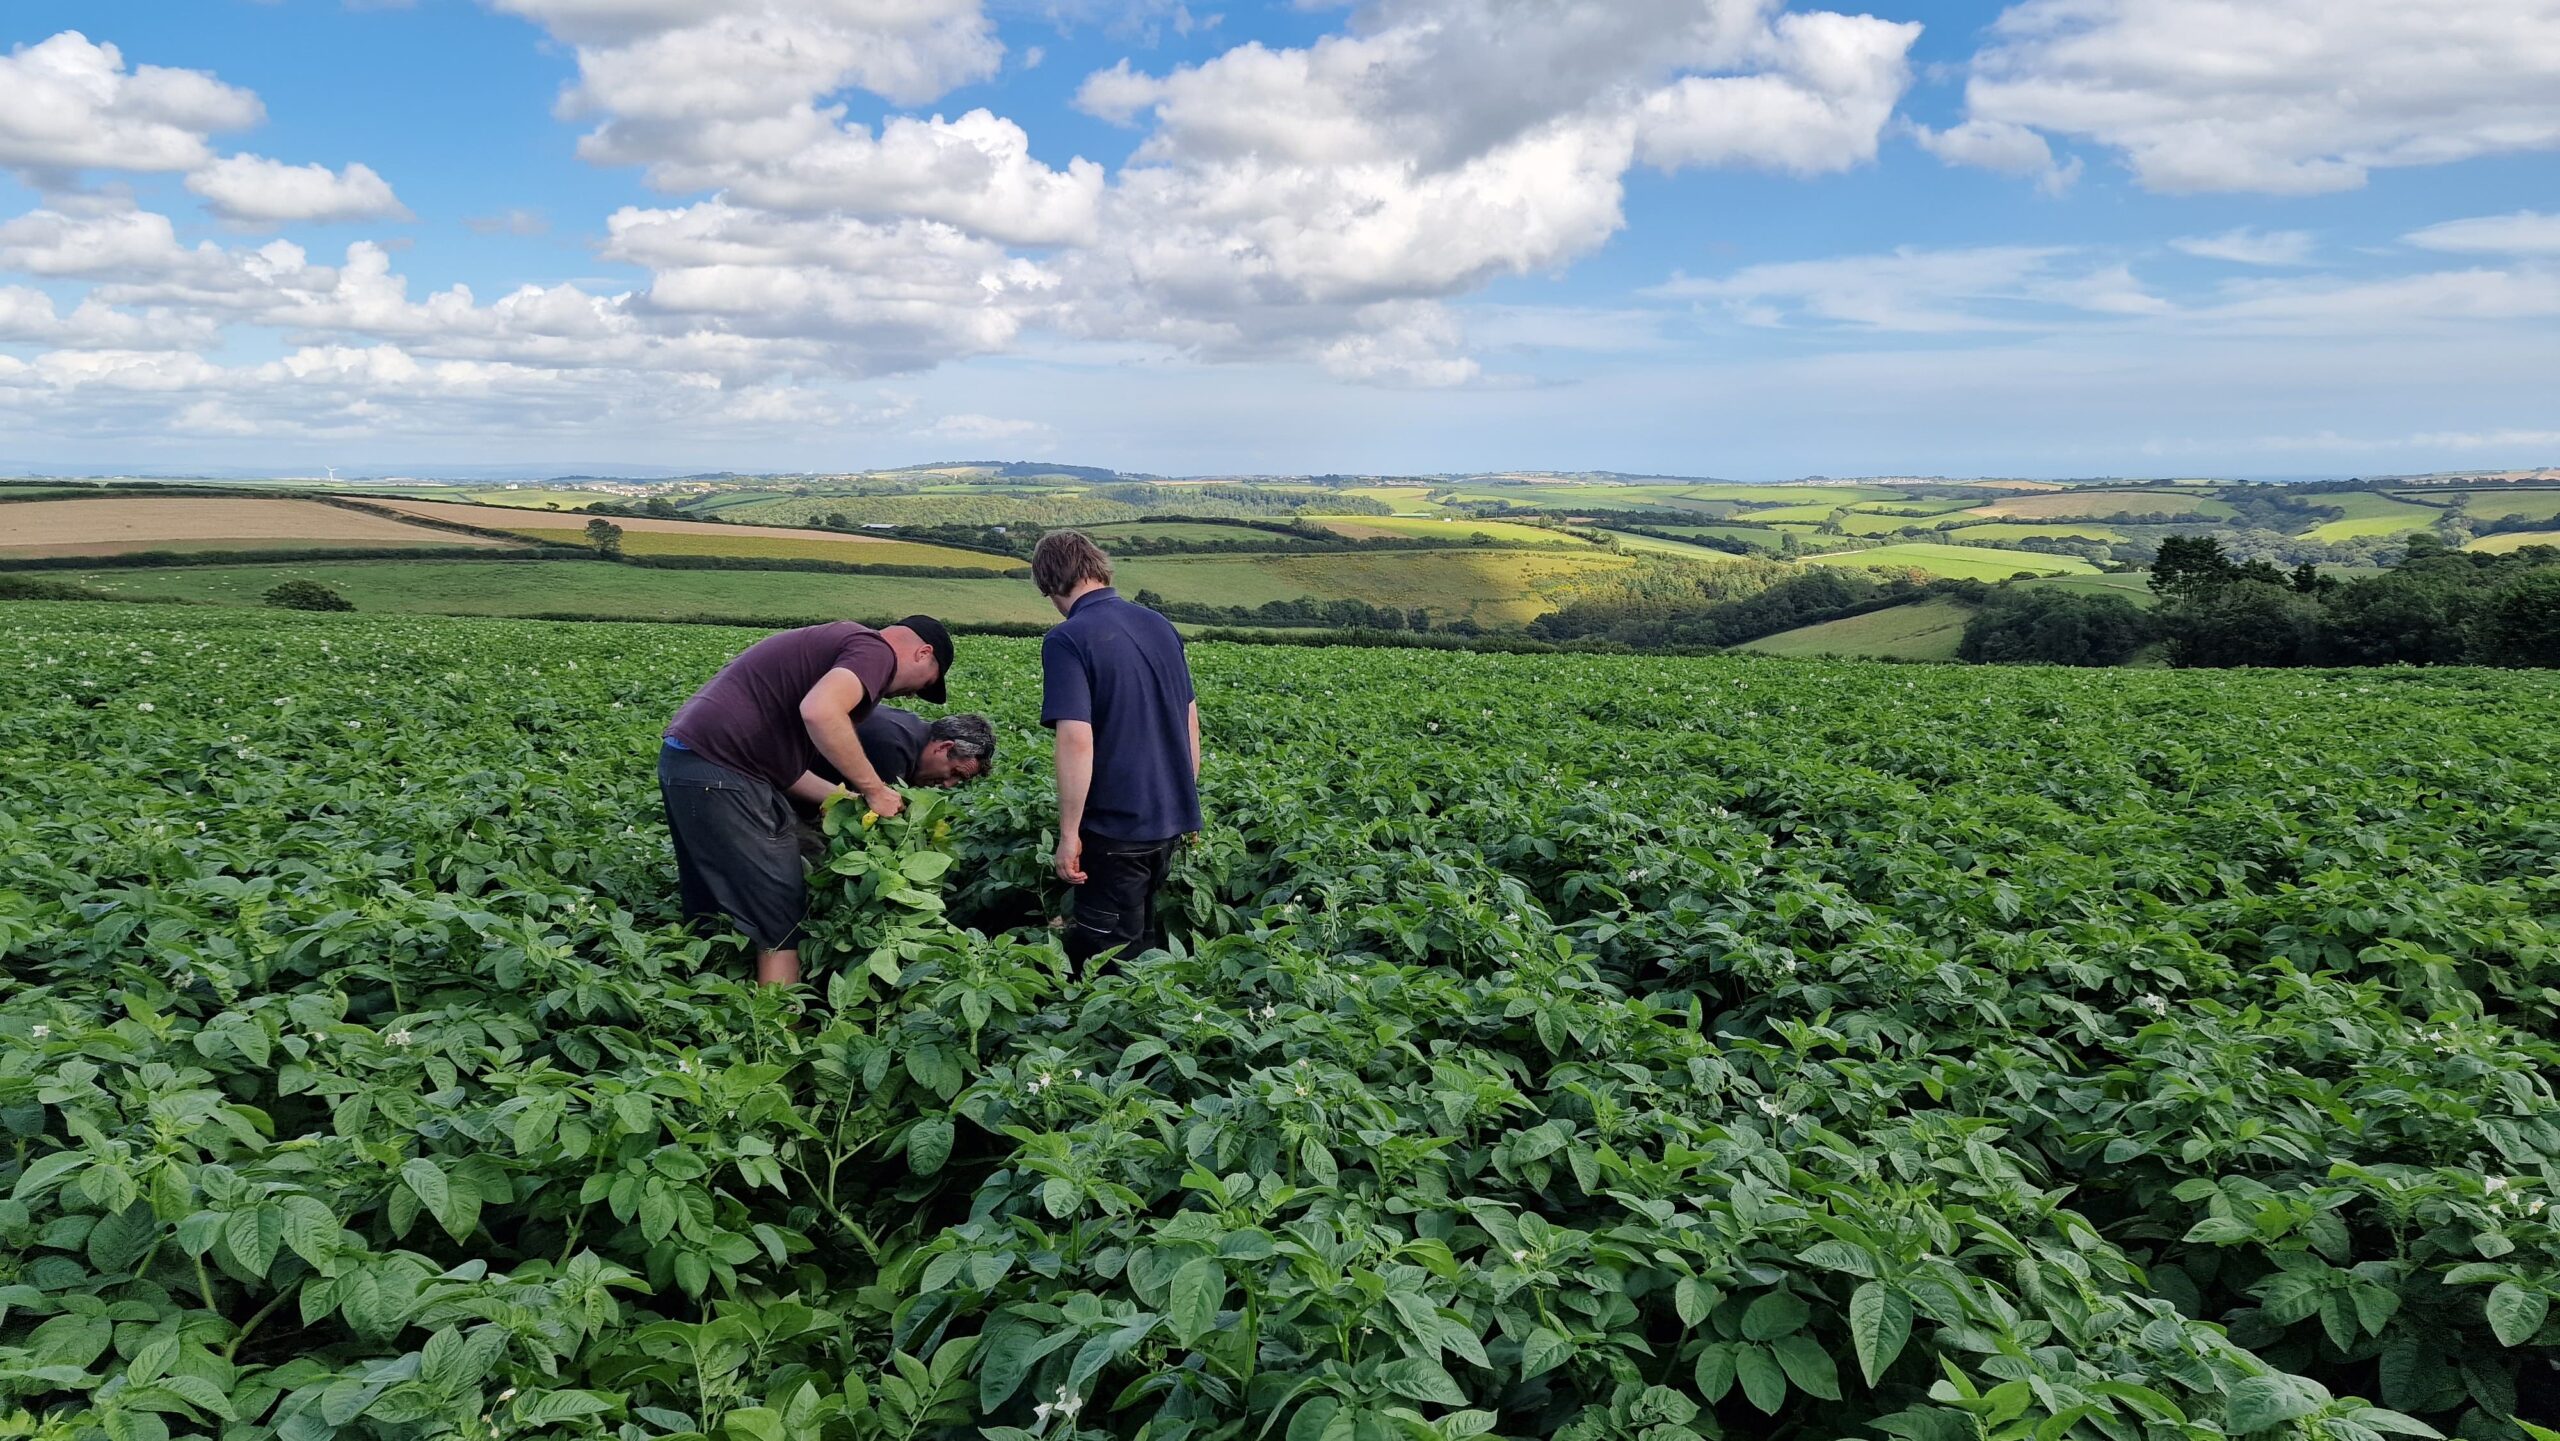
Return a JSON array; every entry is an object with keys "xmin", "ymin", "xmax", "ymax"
[{"xmin": 2, "ymin": 604, "xmax": 2557, "ymax": 1441}]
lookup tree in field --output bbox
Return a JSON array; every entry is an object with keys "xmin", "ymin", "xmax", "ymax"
[
  {"xmin": 2316, "ymin": 571, "xmax": 2478, "ymax": 665},
  {"xmin": 2478, "ymin": 568, "xmax": 2560, "ymax": 667},
  {"xmin": 2148, "ymin": 535, "xmax": 2235, "ymax": 601},
  {"xmin": 1958, "ymin": 589, "xmax": 2153, "ymax": 666},
  {"xmin": 2158, "ymin": 579, "xmax": 2324, "ymax": 667},
  {"xmin": 262, "ymin": 580, "xmax": 353, "ymax": 612},
  {"xmin": 585, "ymin": 519, "xmax": 625, "ymax": 557}
]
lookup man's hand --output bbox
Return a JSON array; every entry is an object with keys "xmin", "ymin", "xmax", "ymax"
[
  {"xmin": 1055, "ymin": 832, "xmax": 1086, "ymax": 884},
  {"xmin": 863, "ymin": 784, "xmax": 906, "ymax": 820}
]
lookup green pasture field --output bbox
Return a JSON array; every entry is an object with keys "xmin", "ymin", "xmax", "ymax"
[
  {"xmin": 2437, "ymin": 488, "xmax": 2560, "ymax": 525},
  {"xmin": 717, "ymin": 493, "xmax": 1142, "ymax": 530},
  {"xmin": 1976, "ymin": 490, "xmax": 2236, "ymax": 522},
  {"xmin": 1723, "ymin": 502, "xmax": 1852, "ymax": 523},
  {"xmin": 1083, "ymin": 520, "xmax": 1292, "ymax": 545},
  {"xmin": 1300, "ymin": 515, "xmax": 1588, "ymax": 546},
  {"xmin": 1596, "ymin": 530, "xmax": 1760, "ymax": 560},
  {"xmin": 438, "ymin": 488, "xmax": 629, "ymax": 509},
  {"xmin": 505, "ymin": 525, "xmax": 1017, "ymax": 570},
  {"xmin": 1115, "ymin": 547, "xmax": 1637, "ymax": 624},
  {"xmin": 1829, "ymin": 511, "xmax": 1932, "ymax": 536},
  {"xmin": 1845, "ymin": 498, "xmax": 1979, "ymax": 517},
  {"xmin": 1808, "ymin": 541, "xmax": 2098, "ymax": 579},
  {"xmin": 1932, "ymin": 521, "xmax": 2126, "ymax": 543},
  {"xmin": 2013, "ymin": 571, "xmax": 2159, "ymax": 606},
  {"xmin": 2470, "ymin": 529, "xmax": 2560, "ymax": 554},
  {"xmin": 681, "ymin": 489, "xmax": 806, "ymax": 514},
  {"xmin": 1638, "ymin": 523, "xmax": 1783, "ymax": 546},
  {"xmin": 1329, "ymin": 485, "xmax": 1452, "ymax": 514},
  {"xmin": 1735, "ymin": 594, "xmax": 1978, "ymax": 660},
  {"xmin": 55, "ymin": 560, "xmax": 1058, "ymax": 625},
  {"xmin": 2302, "ymin": 492, "xmax": 2448, "ymax": 541}
]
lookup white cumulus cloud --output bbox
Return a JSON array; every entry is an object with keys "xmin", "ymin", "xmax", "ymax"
[
  {"xmin": 583, "ymin": 106, "xmax": 1102, "ymax": 246},
  {"xmin": 1943, "ymin": 0, "xmax": 2560, "ymax": 195},
  {"xmin": 496, "ymin": 0, "xmax": 1001, "ymax": 116},
  {"xmin": 0, "ymin": 32, "xmax": 261, "ymax": 181},
  {"xmin": 1908, "ymin": 118, "xmax": 2079, "ymax": 193},
  {"xmin": 186, "ymin": 155, "xmax": 412, "ymax": 225}
]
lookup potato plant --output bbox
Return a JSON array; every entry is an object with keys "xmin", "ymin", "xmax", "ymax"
[{"xmin": 1, "ymin": 605, "xmax": 2557, "ymax": 1441}]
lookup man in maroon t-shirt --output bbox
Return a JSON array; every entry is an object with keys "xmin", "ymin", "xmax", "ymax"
[{"xmin": 660, "ymin": 615, "xmax": 955, "ymax": 985}]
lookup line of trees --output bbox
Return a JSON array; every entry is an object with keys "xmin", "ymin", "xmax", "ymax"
[
  {"xmin": 2149, "ymin": 534, "xmax": 2560, "ymax": 667},
  {"xmin": 1132, "ymin": 590, "xmax": 1440, "ymax": 632},
  {"xmin": 1527, "ymin": 558, "xmax": 1988, "ymax": 648}
]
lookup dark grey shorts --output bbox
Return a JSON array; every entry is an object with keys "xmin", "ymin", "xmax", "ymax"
[{"xmin": 658, "ymin": 745, "xmax": 805, "ymax": 952}]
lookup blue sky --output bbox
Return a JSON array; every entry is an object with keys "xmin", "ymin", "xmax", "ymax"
[{"xmin": 1, "ymin": 0, "xmax": 2556, "ymax": 479}]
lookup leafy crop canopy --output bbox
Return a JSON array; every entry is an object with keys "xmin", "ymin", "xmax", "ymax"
[{"xmin": 3, "ymin": 602, "xmax": 2560, "ymax": 1440}]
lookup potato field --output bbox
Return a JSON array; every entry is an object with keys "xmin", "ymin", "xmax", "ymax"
[{"xmin": 5, "ymin": 603, "xmax": 2560, "ymax": 1441}]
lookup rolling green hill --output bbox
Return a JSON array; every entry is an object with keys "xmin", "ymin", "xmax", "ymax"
[
  {"xmin": 1735, "ymin": 595, "xmax": 1977, "ymax": 660},
  {"xmin": 1806, "ymin": 542, "xmax": 2098, "ymax": 580}
]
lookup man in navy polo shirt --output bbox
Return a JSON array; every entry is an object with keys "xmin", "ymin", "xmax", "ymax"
[{"xmin": 1031, "ymin": 530, "xmax": 1202, "ymax": 966}]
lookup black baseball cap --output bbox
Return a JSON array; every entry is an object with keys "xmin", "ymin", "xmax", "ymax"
[{"xmin": 898, "ymin": 614, "xmax": 954, "ymax": 703}]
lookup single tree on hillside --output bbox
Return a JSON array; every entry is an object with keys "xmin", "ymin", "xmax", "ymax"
[
  {"xmin": 585, "ymin": 519, "xmax": 625, "ymax": 557},
  {"xmin": 2148, "ymin": 535, "xmax": 2234, "ymax": 601}
]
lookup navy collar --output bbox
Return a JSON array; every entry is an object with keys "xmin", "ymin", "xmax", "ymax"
[{"xmin": 1067, "ymin": 586, "xmax": 1119, "ymax": 616}]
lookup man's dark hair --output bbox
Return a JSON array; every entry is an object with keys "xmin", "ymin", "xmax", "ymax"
[
  {"xmin": 1032, "ymin": 529, "xmax": 1114, "ymax": 597},
  {"xmin": 929, "ymin": 713, "xmax": 995, "ymax": 769}
]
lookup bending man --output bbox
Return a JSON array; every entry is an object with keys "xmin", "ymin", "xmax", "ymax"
[{"xmin": 660, "ymin": 616, "xmax": 955, "ymax": 985}]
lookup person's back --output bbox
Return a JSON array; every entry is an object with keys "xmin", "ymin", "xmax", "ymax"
[
  {"xmin": 1033, "ymin": 530, "xmax": 1201, "ymax": 965},
  {"xmin": 1044, "ymin": 590, "xmax": 1200, "ymax": 843}
]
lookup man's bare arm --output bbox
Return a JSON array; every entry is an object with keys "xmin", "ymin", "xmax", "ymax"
[
  {"xmin": 799, "ymin": 667, "xmax": 902, "ymax": 815},
  {"xmin": 1053, "ymin": 719, "xmax": 1094, "ymax": 882},
  {"xmin": 786, "ymin": 770, "xmax": 844, "ymax": 807},
  {"xmin": 1188, "ymin": 699, "xmax": 1201, "ymax": 780},
  {"xmin": 1055, "ymin": 719, "xmax": 1095, "ymax": 836}
]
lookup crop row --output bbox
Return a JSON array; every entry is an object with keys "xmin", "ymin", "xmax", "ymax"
[{"xmin": 1, "ymin": 604, "xmax": 2557, "ymax": 1441}]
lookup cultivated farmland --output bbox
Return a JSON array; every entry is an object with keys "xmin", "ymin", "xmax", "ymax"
[
  {"xmin": 359, "ymin": 498, "xmax": 1017, "ymax": 569},
  {"xmin": 0, "ymin": 497, "xmax": 507, "ymax": 557},
  {"xmin": 52, "ymin": 559, "xmax": 1058, "ymax": 624},
  {"xmin": 4, "ymin": 602, "xmax": 2558, "ymax": 1440}
]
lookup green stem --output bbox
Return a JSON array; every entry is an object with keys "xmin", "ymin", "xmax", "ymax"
[
  {"xmin": 224, "ymin": 1286, "xmax": 297, "ymax": 1362},
  {"xmin": 193, "ymin": 1254, "xmax": 220, "ymax": 1315}
]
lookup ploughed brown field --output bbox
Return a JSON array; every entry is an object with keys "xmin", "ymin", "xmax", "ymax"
[
  {"xmin": 0, "ymin": 498, "xmax": 508, "ymax": 557},
  {"xmin": 362, "ymin": 498, "xmax": 913, "ymax": 544},
  {"xmin": 357, "ymin": 497, "xmax": 1022, "ymax": 569}
]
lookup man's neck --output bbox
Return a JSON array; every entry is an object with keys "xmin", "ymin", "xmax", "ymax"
[{"xmin": 1062, "ymin": 579, "xmax": 1111, "ymax": 609}]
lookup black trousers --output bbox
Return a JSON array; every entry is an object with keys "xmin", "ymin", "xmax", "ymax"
[
  {"xmin": 1066, "ymin": 830, "xmax": 1174, "ymax": 965},
  {"xmin": 658, "ymin": 746, "xmax": 805, "ymax": 952}
]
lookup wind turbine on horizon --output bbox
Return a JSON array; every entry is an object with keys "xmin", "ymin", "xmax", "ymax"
[{"xmin": 324, "ymin": 465, "xmax": 338, "ymax": 483}]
